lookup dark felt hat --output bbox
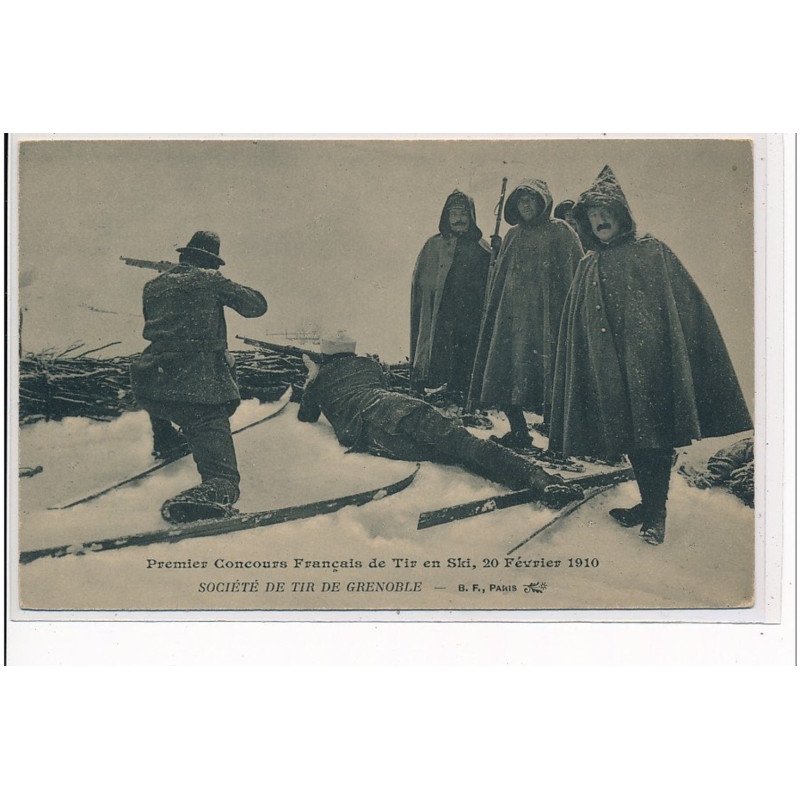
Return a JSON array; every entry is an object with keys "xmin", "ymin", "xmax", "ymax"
[{"xmin": 176, "ymin": 230, "xmax": 225, "ymax": 266}]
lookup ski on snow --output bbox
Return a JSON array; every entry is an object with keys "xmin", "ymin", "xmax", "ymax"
[
  {"xmin": 48, "ymin": 389, "xmax": 292, "ymax": 510},
  {"xmin": 22, "ymin": 465, "xmax": 419, "ymax": 564},
  {"xmin": 416, "ymin": 466, "xmax": 634, "ymax": 530}
]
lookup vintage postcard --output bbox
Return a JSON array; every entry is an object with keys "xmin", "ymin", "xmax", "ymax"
[{"xmin": 7, "ymin": 135, "xmax": 777, "ymax": 615}]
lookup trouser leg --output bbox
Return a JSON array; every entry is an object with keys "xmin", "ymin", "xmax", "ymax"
[
  {"xmin": 178, "ymin": 406, "xmax": 240, "ymax": 495},
  {"xmin": 646, "ymin": 449, "xmax": 673, "ymax": 518},
  {"xmin": 148, "ymin": 413, "xmax": 186, "ymax": 455},
  {"xmin": 140, "ymin": 400, "xmax": 241, "ymax": 503},
  {"xmin": 149, "ymin": 414, "xmax": 176, "ymax": 444},
  {"xmin": 627, "ymin": 450, "xmax": 648, "ymax": 509},
  {"xmin": 390, "ymin": 407, "xmax": 531, "ymax": 489},
  {"xmin": 505, "ymin": 405, "xmax": 528, "ymax": 436},
  {"xmin": 383, "ymin": 406, "xmax": 580, "ymax": 506},
  {"xmin": 434, "ymin": 425, "xmax": 559, "ymax": 493},
  {"xmin": 628, "ymin": 448, "xmax": 673, "ymax": 522}
]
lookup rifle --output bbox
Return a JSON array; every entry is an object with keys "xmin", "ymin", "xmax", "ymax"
[
  {"xmin": 120, "ymin": 256, "xmax": 180, "ymax": 272},
  {"xmin": 489, "ymin": 177, "xmax": 508, "ymax": 268},
  {"xmin": 235, "ymin": 335, "xmax": 323, "ymax": 363}
]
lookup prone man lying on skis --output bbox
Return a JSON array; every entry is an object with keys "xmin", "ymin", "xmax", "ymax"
[{"xmin": 297, "ymin": 332, "xmax": 583, "ymax": 508}]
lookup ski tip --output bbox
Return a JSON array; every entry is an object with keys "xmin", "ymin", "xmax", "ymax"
[{"xmin": 46, "ymin": 501, "xmax": 77, "ymax": 511}]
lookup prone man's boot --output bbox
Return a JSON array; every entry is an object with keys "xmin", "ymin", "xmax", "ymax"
[{"xmin": 523, "ymin": 464, "xmax": 584, "ymax": 509}]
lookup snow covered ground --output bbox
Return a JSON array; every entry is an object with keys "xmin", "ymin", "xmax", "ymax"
[{"xmin": 15, "ymin": 397, "xmax": 754, "ymax": 611}]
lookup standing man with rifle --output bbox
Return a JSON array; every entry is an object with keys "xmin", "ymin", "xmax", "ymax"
[
  {"xmin": 130, "ymin": 231, "xmax": 268, "ymax": 522},
  {"xmin": 409, "ymin": 189, "xmax": 498, "ymax": 402},
  {"xmin": 468, "ymin": 178, "xmax": 584, "ymax": 446}
]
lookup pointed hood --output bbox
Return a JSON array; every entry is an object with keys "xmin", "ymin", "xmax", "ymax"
[
  {"xmin": 573, "ymin": 165, "xmax": 636, "ymax": 248},
  {"xmin": 503, "ymin": 178, "xmax": 553, "ymax": 226},
  {"xmin": 438, "ymin": 190, "xmax": 483, "ymax": 240}
]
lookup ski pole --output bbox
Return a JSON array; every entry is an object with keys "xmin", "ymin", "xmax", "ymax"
[{"xmin": 506, "ymin": 484, "xmax": 613, "ymax": 556}]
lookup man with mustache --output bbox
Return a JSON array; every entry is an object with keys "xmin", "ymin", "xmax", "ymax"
[
  {"xmin": 468, "ymin": 179, "xmax": 584, "ymax": 445},
  {"xmin": 410, "ymin": 190, "xmax": 492, "ymax": 400},
  {"xmin": 549, "ymin": 166, "xmax": 753, "ymax": 545}
]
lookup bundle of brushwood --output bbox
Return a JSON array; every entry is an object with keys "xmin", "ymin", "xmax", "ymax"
[
  {"xmin": 234, "ymin": 351, "xmax": 306, "ymax": 401},
  {"xmin": 19, "ymin": 346, "xmax": 418, "ymax": 425},
  {"xmin": 20, "ymin": 345, "xmax": 139, "ymax": 424}
]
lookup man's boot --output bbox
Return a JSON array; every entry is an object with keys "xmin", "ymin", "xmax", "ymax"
[
  {"xmin": 490, "ymin": 406, "xmax": 533, "ymax": 449},
  {"xmin": 609, "ymin": 503, "xmax": 645, "ymax": 528},
  {"xmin": 522, "ymin": 462, "xmax": 584, "ymax": 509},
  {"xmin": 161, "ymin": 478, "xmax": 240, "ymax": 524},
  {"xmin": 640, "ymin": 512, "xmax": 667, "ymax": 546}
]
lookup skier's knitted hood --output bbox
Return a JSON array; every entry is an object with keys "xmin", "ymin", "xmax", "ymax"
[
  {"xmin": 438, "ymin": 190, "xmax": 483, "ymax": 240},
  {"xmin": 504, "ymin": 178, "xmax": 553, "ymax": 226},
  {"xmin": 573, "ymin": 165, "xmax": 637, "ymax": 248}
]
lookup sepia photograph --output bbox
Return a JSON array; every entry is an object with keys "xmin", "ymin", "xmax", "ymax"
[{"xmin": 8, "ymin": 135, "xmax": 764, "ymax": 612}]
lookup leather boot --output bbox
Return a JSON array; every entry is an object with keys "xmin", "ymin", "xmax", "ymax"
[
  {"xmin": 609, "ymin": 503, "xmax": 645, "ymax": 528},
  {"xmin": 161, "ymin": 478, "xmax": 240, "ymax": 523},
  {"xmin": 640, "ymin": 512, "xmax": 667, "ymax": 545},
  {"xmin": 491, "ymin": 406, "xmax": 533, "ymax": 449}
]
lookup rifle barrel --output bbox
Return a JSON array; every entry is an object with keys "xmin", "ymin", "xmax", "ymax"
[
  {"xmin": 492, "ymin": 177, "xmax": 508, "ymax": 239},
  {"xmin": 488, "ymin": 177, "xmax": 508, "ymax": 271},
  {"xmin": 120, "ymin": 257, "xmax": 179, "ymax": 272},
  {"xmin": 235, "ymin": 335, "xmax": 322, "ymax": 362}
]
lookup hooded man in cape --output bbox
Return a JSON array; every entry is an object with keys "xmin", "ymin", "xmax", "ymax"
[
  {"xmin": 410, "ymin": 190, "xmax": 491, "ymax": 398},
  {"xmin": 468, "ymin": 178, "xmax": 584, "ymax": 443},
  {"xmin": 549, "ymin": 166, "xmax": 753, "ymax": 545}
]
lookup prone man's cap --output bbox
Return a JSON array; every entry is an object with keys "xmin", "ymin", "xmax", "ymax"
[{"xmin": 320, "ymin": 330, "xmax": 357, "ymax": 355}]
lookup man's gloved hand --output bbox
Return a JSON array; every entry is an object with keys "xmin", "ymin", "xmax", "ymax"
[
  {"xmin": 542, "ymin": 483, "xmax": 584, "ymax": 509},
  {"xmin": 490, "ymin": 235, "xmax": 502, "ymax": 257}
]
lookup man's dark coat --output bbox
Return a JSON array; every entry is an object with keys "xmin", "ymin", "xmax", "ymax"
[
  {"xmin": 410, "ymin": 191, "xmax": 490, "ymax": 388},
  {"xmin": 298, "ymin": 355, "xmax": 426, "ymax": 451},
  {"xmin": 549, "ymin": 166, "xmax": 753, "ymax": 457},
  {"xmin": 130, "ymin": 264, "xmax": 267, "ymax": 406}
]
